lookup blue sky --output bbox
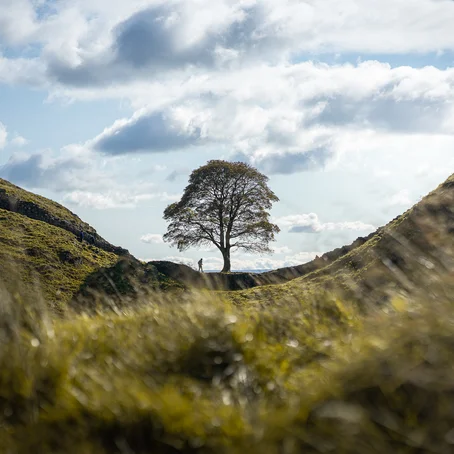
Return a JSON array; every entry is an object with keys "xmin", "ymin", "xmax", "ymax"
[{"xmin": 1, "ymin": 0, "xmax": 453, "ymax": 271}]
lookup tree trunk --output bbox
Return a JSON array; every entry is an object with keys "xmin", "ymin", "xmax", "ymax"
[{"xmin": 221, "ymin": 248, "xmax": 231, "ymax": 273}]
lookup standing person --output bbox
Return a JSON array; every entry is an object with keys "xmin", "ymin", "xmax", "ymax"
[{"xmin": 198, "ymin": 258, "xmax": 204, "ymax": 273}]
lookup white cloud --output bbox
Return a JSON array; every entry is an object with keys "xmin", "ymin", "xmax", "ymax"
[
  {"xmin": 140, "ymin": 233, "xmax": 164, "ymax": 244},
  {"xmin": 277, "ymin": 213, "xmax": 375, "ymax": 233},
  {"xmin": 10, "ymin": 135, "xmax": 29, "ymax": 147},
  {"xmin": 6, "ymin": 0, "xmax": 454, "ymax": 87},
  {"xmin": 0, "ymin": 148, "xmax": 111, "ymax": 192},
  {"xmin": 0, "ymin": 147, "xmax": 181, "ymax": 210},
  {"xmin": 0, "ymin": 0, "xmax": 38, "ymax": 45},
  {"xmin": 3, "ymin": 0, "xmax": 454, "ymax": 91},
  {"xmin": 60, "ymin": 61, "xmax": 454, "ymax": 175},
  {"xmin": 91, "ymin": 108, "xmax": 208, "ymax": 154},
  {"xmin": 0, "ymin": 55, "xmax": 47, "ymax": 87},
  {"xmin": 388, "ymin": 189, "xmax": 413, "ymax": 207},
  {"xmin": 0, "ymin": 123, "xmax": 7, "ymax": 149},
  {"xmin": 64, "ymin": 190, "xmax": 179, "ymax": 209}
]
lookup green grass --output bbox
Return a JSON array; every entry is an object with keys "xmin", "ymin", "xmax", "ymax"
[
  {"xmin": 0, "ymin": 277, "xmax": 453, "ymax": 453},
  {"xmin": 0, "ymin": 209, "xmax": 118, "ymax": 309},
  {"xmin": 226, "ymin": 173, "xmax": 454, "ymax": 307}
]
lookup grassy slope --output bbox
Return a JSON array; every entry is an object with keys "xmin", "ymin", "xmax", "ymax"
[
  {"xmin": 0, "ymin": 209, "xmax": 118, "ymax": 308},
  {"xmin": 227, "ymin": 173, "xmax": 454, "ymax": 307}
]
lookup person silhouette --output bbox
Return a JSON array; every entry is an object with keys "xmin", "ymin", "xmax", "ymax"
[{"xmin": 198, "ymin": 258, "xmax": 204, "ymax": 272}]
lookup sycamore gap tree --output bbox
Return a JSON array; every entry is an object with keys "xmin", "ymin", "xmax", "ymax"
[{"xmin": 163, "ymin": 160, "xmax": 280, "ymax": 273}]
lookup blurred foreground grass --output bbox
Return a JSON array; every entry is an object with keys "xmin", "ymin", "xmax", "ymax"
[{"xmin": 1, "ymin": 276, "xmax": 454, "ymax": 454}]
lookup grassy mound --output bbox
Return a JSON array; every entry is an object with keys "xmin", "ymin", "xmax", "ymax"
[
  {"xmin": 0, "ymin": 209, "xmax": 118, "ymax": 309},
  {"xmin": 72, "ymin": 258, "xmax": 185, "ymax": 310}
]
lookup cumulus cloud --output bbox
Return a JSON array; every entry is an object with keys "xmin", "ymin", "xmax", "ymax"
[
  {"xmin": 0, "ymin": 149, "xmax": 89, "ymax": 190},
  {"xmin": 0, "ymin": 148, "xmax": 180, "ymax": 209},
  {"xmin": 250, "ymin": 147, "xmax": 335, "ymax": 175},
  {"xmin": 0, "ymin": 0, "xmax": 38, "ymax": 45},
  {"xmin": 64, "ymin": 190, "xmax": 179, "ymax": 210},
  {"xmin": 10, "ymin": 135, "xmax": 29, "ymax": 147},
  {"xmin": 140, "ymin": 234, "xmax": 164, "ymax": 244},
  {"xmin": 277, "ymin": 213, "xmax": 375, "ymax": 234},
  {"xmin": 45, "ymin": 2, "xmax": 281, "ymax": 86},
  {"xmin": 0, "ymin": 55, "xmax": 47, "ymax": 87},
  {"xmin": 272, "ymin": 246, "xmax": 293, "ymax": 254},
  {"xmin": 3, "ymin": 0, "xmax": 454, "ymax": 92},
  {"xmin": 20, "ymin": 0, "xmax": 454, "ymax": 89},
  {"xmin": 71, "ymin": 61, "xmax": 454, "ymax": 172},
  {"xmin": 92, "ymin": 109, "xmax": 206, "ymax": 155}
]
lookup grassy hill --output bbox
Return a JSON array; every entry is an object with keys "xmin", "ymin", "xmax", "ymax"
[
  {"xmin": 0, "ymin": 179, "xmax": 131, "ymax": 308},
  {"xmin": 0, "ymin": 209, "xmax": 119, "ymax": 309},
  {"xmin": 226, "ymin": 173, "xmax": 454, "ymax": 307}
]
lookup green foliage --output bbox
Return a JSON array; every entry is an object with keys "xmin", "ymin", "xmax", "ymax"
[{"xmin": 163, "ymin": 160, "xmax": 280, "ymax": 272}]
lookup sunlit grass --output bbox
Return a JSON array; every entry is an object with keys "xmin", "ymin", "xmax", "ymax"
[{"xmin": 0, "ymin": 275, "xmax": 453, "ymax": 453}]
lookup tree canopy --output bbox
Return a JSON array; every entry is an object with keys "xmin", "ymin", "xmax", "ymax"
[{"xmin": 163, "ymin": 160, "xmax": 280, "ymax": 272}]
